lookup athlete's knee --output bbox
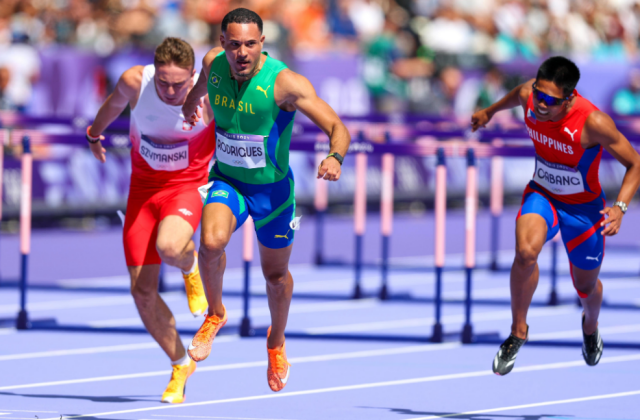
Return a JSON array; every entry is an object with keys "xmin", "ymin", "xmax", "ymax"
[
  {"xmin": 130, "ymin": 279, "xmax": 157, "ymax": 306},
  {"xmin": 514, "ymin": 242, "xmax": 540, "ymax": 267},
  {"xmin": 200, "ymin": 230, "xmax": 229, "ymax": 259},
  {"xmin": 155, "ymin": 239, "xmax": 184, "ymax": 265},
  {"xmin": 264, "ymin": 268, "xmax": 289, "ymax": 288},
  {"xmin": 574, "ymin": 278, "xmax": 601, "ymax": 297}
]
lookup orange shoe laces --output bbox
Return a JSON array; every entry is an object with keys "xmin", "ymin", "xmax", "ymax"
[
  {"xmin": 199, "ymin": 312, "xmax": 224, "ymax": 336},
  {"xmin": 267, "ymin": 346, "xmax": 290, "ymax": 375},
  {"xmin": 184, "ymin": 270, "xmax": 204, "ymax": 295}
]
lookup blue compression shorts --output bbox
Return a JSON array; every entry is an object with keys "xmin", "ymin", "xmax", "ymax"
[
  {"xmin": 203, "ymin": 166, "xmax": 297, "ymax": 249},
  {"xmin": 518, "ymin": 181, "xmax": 606, "ymax": 272}
]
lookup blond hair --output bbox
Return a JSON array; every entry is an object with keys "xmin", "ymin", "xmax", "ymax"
[{"xmin": 153, "ymin": 37, "xmax": 195, "ymax": 70}]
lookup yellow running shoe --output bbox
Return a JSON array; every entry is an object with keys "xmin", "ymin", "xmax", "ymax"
[
  {"xmin": 183, "ymin": 251, "xmax": 208, "ymax": 317},
  {"xmin": 266, "ymin": 326, "xmax": 291, "ymax": 392},
  {"xmin": 188, "ymin": 305, "xmax": 227, "ymax": 362},
  {"xmin": 161, "ymin": 358, "xmax": 196, "ymax": 404}
]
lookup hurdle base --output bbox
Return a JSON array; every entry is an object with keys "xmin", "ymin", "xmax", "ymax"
[
  {"xmin": 352, "ymin": 284, "xmax": 363, "ymax": 299},
  {"xmin": 379, "ymin": 285, "xmax": 389, "ymax": 300},
  {"xmin": 548, "ymin": 290, "xmax": 559, "ymax": 306},
  {"xmin": 239, "ymin": 317, "xmax": 254, "ymax": 337},
  {"xmin": 16, "ymin": 310, "xmax": 29, "ymax": 330},
  {"xmin": 461, "ymin": 324, "xmax": 473, "ymax": 344},
  {"xmin": 431, "ymin": 323, "xmax": 443, "ymax": 343}
]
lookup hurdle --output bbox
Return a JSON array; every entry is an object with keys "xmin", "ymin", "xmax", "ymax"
[
  {"xmin": 431, "ymin": 148, "xmax": 446, "ymax": 342},
  {"xmin": 378, "ymin": 137, "xmax": 394, "ymax": 300},
  {"xmin": 489, "ymin": 155, "xmax": 503, "ymax": 271},
  {"xmin": 352, "ymin": 146, "xmax": 367, "ymax": 299},
  {"xmin": 15, "ymin": 136, "xmax": 32, "ymax": 330},
  {"xmin": 462, "ymin": 148, "xmax": 478, "ymax": 343},
  {"xmin": 240, "ymin": 216, "xmax": 255, "ymax": 337}
]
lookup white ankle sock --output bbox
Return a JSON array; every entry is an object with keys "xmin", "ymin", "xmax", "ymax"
[
  {"xmin": 172, "ymin": 353, "xmax": 191, "ymax": 366},
  {"xmin": 182, "ymin": 255, "xmax": 197, "ymax": 275}
]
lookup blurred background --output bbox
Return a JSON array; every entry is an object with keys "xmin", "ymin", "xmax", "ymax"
[{"xmin": 0, "ymin": 0, "xmax": 639, "ymax": 227}]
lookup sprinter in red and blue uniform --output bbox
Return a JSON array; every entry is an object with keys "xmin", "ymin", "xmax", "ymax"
[{"xmin": 472, "ymin": 57, "xmax": 640, "ymax": 375}]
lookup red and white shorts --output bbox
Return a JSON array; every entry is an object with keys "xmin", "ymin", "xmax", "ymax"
[{"xmin": 123, "ymin": 184, "xmax": 203, "ymax": 266}]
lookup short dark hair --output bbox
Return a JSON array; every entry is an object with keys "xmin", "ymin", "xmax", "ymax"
[
  {"xmin": 221, "ymin": 8, "xmax": 263, "ymax": 33},
  {"xmin": 536, "ymin": 56, "xmax": 581, "ymax": 97}
]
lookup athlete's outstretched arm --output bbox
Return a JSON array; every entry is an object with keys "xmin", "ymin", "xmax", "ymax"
[
  {"xmin": 471, "ymin": 78, "xmax": 535, "ymax": 132},
  {"xmin": 88, "ymin": 66, "xmax": 142, "ymax": 163},
  {"xmin": 275, "ymin": 69, "xmax": 350, "ymax": 181},
  {"xmin": 587, "ymin": 111, "xmax": 640, "ymax": 236},
  {"xmin": 183, "ymin": 47, "xmax": 223, "ymax": 126}
]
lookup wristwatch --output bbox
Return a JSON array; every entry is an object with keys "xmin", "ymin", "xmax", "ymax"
[
  {"xmin": 327, "ymin": 152, "xmax": 344, "ymax": 165},
  {"xmin": 613, "ymin": 201, "xmax": 628, "ymax": 214}
]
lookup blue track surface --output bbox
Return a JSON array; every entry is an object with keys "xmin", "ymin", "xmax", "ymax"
[{"xmin": 1, "ymin": 210, "xmax": 640, "ymax": 419}]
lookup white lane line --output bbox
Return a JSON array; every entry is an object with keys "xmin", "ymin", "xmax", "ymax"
[
  {"xmin": 0, "ymin": 410, "xmax": 57, "ymax": 412},
  {"xmin": 151, "ymin": 415, "xmax": 298, "ymax": 420},
  {"xmin": 0, "ymin": 343, "xmax": 460, "ymax": 391},
  {"xmin": 0, "ymin": 292, "xmax": 184, "ymax": 315},
  {"xmin": 0, "ymin": 336, "xmax": 239, "ymax": 362},
  {"xmin": 405, "ymin": 389, "xmax": 640, "ymax": 419},
  {"xmin": 39, "ymin": 353, "xmax": 640, "ymax": 420},
  {"xmin": 0, "ymin": 329, "xmax": 15, "ymax": 336},
  {"xmin": 530, "ymin": 324, "xmax": 640, "ymax": 341},
  {"xmin": 88, "ymin": 299, "xmax": 380, "ymax": 328},
  {"xmin": 306, "ymin": 305, "xmax": 577, "ymax": 334}
]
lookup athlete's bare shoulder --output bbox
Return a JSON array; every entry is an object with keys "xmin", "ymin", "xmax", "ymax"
[
  {"xmin": 274, "ymin": 69, "xmax": 314, "ymax": 102},
  {"xmin": 585, "ymin": 110, "xmax": 616, "ymax": 137},
  {"xmin": 118, "ymin": 65, "xmax": 144, "ymax": 99},
  {"xmin": 518, "ymin": 78, "xmax": 535, "ymax": 108},
  {"xmin": 203, "ymin": 47, "xmax": 224, "ymax": 69}
]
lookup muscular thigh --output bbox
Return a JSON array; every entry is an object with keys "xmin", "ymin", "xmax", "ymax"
[
  {"xmin": 154, "ymin": 184, "xmax": 202, "ymax": 251},
  {"xmin": 558, "ymin": 197, "xmax": 606, "ymax": 271},
  {"xmin": 516, "ymin": 186, "xmax": 559, "ymax": 255},
  {"xmin": 128, "ymin": 264, "xmax": 161, "ymax": 294},
  {"xmin": 123, "ymin": 192, "xmax": 161, "ymax": 266},
  {"xmin": 202, "ymin": 179, "xmax": 246, "ymax": 238}
]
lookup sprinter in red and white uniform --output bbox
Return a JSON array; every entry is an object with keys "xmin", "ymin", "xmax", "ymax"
[
  {"xmin": 86, "ymin": 38, "xmax": 216, "ymax": 404},
  {"xmin": 472, "ymin": 57, "xmax": 640, "ymax": 375}
]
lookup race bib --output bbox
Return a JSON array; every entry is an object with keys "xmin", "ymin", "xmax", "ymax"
[
  {"xmin": 533, "ymin": 155, "xmax": 584, "ymax": 195},
  {"xmin": 215, "ymin": 127, "xmax": 266, "ymax": 169},
  {"xmin": 139, "ymin": 135, "xmax": 189, "ymax": 171}
]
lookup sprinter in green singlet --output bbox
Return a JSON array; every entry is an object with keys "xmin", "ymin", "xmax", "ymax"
[{"xmin": 182, "ymin": 8, "xmax": 351, "ymax": 392}]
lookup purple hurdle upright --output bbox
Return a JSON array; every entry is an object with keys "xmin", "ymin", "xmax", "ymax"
[
  {"xmin": 16, "ymin": 136, "xmax": 32, "ymax": 330},
  {"xmin": 240, "ymin": 217, "xmax": 255, "ymax": 337},
  {"xmin": 378, "ymin": 136, "xmax": 395, "ymax": 300},
  {"xmin": 314, "ymin": 152, "xmax": 328, "ymax": 265},
  {"xmin": 462, "ymin": 148, "xmax": 478, "ymax": 344},
  {"xmin": 548, "ymin": 232, "xmax": 561, "ymax": 305},
  {"xmin": 352, "ymin": 142, "xmax": 368, "ymax": 299},
  {"xmin": 489, "ymin": 156, "xmax": 504, "ymax": 271},
  {"xmin": 431, "ymin": 147, "xmax": 447, "ymax": 342}
]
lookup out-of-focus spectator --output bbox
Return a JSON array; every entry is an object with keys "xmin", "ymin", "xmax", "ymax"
[
  {"xmin": 0, "ymin": 66, "xmax": 10, "ymax": 110},
  {"xmin": 419, "ymin": 6, "xmax": 472, "ymax": 54},
  {"xmin": 3, "ymin": 0, "xmax": 640, "ymax": 117},
  {"xmin": 0, "ymin": 32, "xmax": 40, "ymax": 112},
  {"xmin": 349, "ymin": 0, "xmax": 385, "ymax": 41},
  {"xmin": 413, "ymin": 66, "xmax": 463, "ymax": 116},
  {"xmin": 612, "ymin": 68, "xmax": 640, "ymax": 116},
  {"xmin": 475, "ymin": 65, "xmax": 507, "ymax": 111}
]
